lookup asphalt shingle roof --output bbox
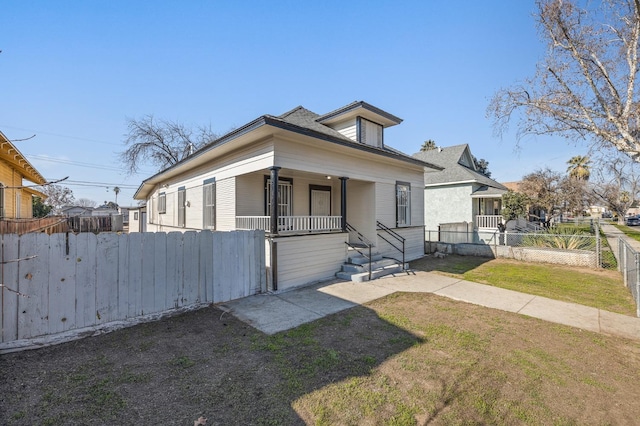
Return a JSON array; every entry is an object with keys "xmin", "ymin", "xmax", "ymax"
[{"xmin": 413, "ymin": 144, "xmax": 507, "ymax": 190}]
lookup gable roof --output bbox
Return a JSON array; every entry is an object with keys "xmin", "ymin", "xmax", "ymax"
[
  {"xmin": 0, "ymin": 130, "xmax": 47, "ymax": 185},
  {"xmin": 413, "ymin": 144, "xmax": 507, "ymax": 190}
]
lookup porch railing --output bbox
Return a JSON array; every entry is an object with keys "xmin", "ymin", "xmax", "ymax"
[
  {"xmin": 475, "ymin": 215, "xmax": 502, "ymax": 229},
  {"xmin": 236, "ymin": 216, "xmax": 342, "ymax": 233}
]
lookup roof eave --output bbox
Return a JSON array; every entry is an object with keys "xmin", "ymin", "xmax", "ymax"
[{"xmin": 134, "ymin": 109, "xmax": 441, "ymax": 199}]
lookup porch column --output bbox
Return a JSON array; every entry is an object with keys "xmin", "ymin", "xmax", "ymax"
[
  {"xmin": 270, "ymin": 166, "xmax": 281, "ymax": 235},
  {"xmin": 340, "ymin": 177, "xmax": 349, "ymax": 232}
]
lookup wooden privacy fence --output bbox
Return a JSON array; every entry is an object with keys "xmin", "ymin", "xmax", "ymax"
[
  {"xmin": 0, "ymin": 230, "xmax": 266, "ymax": 352},
  {"xmin": 0, "ymin": 217, "xmax": 69, "ymax": 235}
]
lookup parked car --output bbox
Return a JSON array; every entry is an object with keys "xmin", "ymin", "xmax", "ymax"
[{"xmin": 626, "ymin": 215, "xmax": 640, "ymax": 226}]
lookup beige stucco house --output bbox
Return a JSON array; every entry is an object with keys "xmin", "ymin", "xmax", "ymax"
[
  {"xmin": 413, "ymin": 144, "xmax": 507, "ymax": 232},
  {"xmin": 134, "ymin": 101, "xmax": 441, "ymax": 290}
]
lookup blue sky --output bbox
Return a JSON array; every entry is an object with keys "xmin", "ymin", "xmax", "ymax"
[{"xmin": 0, "ymin": 1, "xmax": 590, "ymax": 206}]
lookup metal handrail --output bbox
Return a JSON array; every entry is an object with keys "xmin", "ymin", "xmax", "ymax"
[
  {"xmin": 345, "ymin": 222, "xmax": 373, "ymax": 280},
  {"xmin": 376, "ymin": 221, "xmax": 405, "ymax": 269}
]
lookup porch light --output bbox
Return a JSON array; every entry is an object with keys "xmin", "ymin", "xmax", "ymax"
[{"xmin": 325, "ymin": 175, "xmax": 332, "ymax": 180}]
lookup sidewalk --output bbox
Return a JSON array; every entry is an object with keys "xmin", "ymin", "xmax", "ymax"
[
  {"xmin": 600, "ymin": 222, "xmax": 640, "ymax": 259},
  {"xmin": 220, "ymin": 269, "xmax": 640, "ymax": 341}
]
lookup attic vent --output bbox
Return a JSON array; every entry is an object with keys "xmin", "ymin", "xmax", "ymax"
[{"xmin": 358, "ymin": 118, "xmax": 383, "ymax": 148}]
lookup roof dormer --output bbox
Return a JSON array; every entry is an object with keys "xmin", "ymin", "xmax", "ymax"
[{"xmin": 316, "ymin": 101, "xmax": 402, "ymax": 148}]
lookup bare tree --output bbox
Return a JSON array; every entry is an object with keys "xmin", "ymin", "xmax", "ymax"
[
  {"xmin": 519, "ymin": 167, "xmax": 563, "ymax": 220},
  {"xmin": 489, "ymin": 0, "xmax": 640, "ymax": 161},
  {"xmin": 39, "ymin": 185, "xmax": 75, "ymax": 213},
  {"xmin": 559, "ymin": 176, "xmax": 592, "ymax": 216},
  {"xmin": 76, "ymin": 198, "xmax": 97, "ymax": 208},
  {"xmin": 119, "ymin": 115, "xmax": 218, "ymax": 175},
  {"xmin": 591, "ymin": 148, "xmax": 640, "ymax": 222}
]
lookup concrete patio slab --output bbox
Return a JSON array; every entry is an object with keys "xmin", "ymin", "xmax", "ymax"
[
  {"xmin": 277, "ymin": 285, "xmax": 358, "ymax": 316},
  {"xmin": 220, "ymin": 294, "xmax": 327, "ymax": 335},
  {"xmin": 316, "ymin": 280, "xmax": 396, "ymax": 304}
]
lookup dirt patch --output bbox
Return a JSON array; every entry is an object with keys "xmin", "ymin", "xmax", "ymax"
[{"xmin": 2, "ymin": 292, "xmax": 640, "ymax": 425}]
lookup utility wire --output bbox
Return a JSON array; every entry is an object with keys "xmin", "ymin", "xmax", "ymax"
[{"xmin": 0, "ymin": 124, "xmax": 117, "ymax": 146}]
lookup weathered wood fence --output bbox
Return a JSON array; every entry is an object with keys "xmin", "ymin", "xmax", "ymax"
[
  {"xmin": 0, "ymin": 230, "xmax": 266, "ymax": 352},
  {"xmin": 0, "ymin": 217, "xmax": 69, "ymax": 235}
]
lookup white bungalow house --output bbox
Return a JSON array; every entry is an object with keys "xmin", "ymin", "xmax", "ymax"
[
  {"xmin": 412, "ymin": 144, "xmax": 507, "ymax": 233},
  {"xmin": 134, "ymin": 101, "xmax": 441, "ymax": 291}
]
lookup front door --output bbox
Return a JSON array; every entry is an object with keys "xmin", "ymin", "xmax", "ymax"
[{"xmin": 310, "ymin": 185, "xmax": 331, "ymax": 216}]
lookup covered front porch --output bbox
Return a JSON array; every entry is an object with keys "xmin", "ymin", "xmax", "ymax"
[
  {"xmin": 233, "ymin": 166, "xmax": 376, "ymax": 240},
  {"xmin": 472, "ymin": 186, "xmax": 505, "ymax": 230}
]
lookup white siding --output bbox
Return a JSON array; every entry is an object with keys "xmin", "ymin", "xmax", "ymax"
[
  {"xmin": 376, "ymin": 226, "xmax": 425, "ymax": 262},
  {"xmin": 331, "ymin": 119, "xmax": 357, "ymax": 141},
  {"xmin": 217, "ymin": 177, "xmax": 236, "ymax": 231},
  {"xmin": 275, "ymin": 138, "xmax": 423, "ymax": 187},
  {"xmin": 375, "ymin": 182, "xmax": 396, "ymax": 228},
  {"xmin": 272, "ymin": 233, "xmax": 347, "ymax": 291},
  {"xmin": 128, "ymin": 210, "xmax": 140, "ymax": 233},
  {"xmin": 236, "ymin": 173, "xmax": 265, "ymax": 216},
  {"xmin": 186, "ymin": 184, "xmax": 203, "ymax": 229},
  {"xmin": 348, "ymin": 181, "xmax": 376, "ymax": 241},
  {"xmin": 424, "ymin": 184, "xmax": 474, "ymax": 230}
]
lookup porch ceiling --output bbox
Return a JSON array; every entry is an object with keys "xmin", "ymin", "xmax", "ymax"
[
  {"xmin": 271, "ymin": 167, "xmax": 371, "ymax": 183},
  {"xmin": 471, "ymin": 185, "xmax": 506, "ymax": 198}
]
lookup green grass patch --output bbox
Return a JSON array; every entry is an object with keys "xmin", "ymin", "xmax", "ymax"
[
  {"xmin": 169, "ymin": 355, "xmax": 195, "ymax": 369},
  {"xmin": 613, "ymin": 223, "xmax": 640, "ymax": 243},
  {"xmin": 411, "ymin": 255, "xmax": 636, "ymax": 316},
  {"xmin": 462, "ymin": 261, "xmax": 636, "ymax": 316}
]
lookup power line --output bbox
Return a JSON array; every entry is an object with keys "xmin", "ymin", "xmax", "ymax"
[
  {"xmin": 26, "ymin": 154, "xmax": 155, "ymax": 175},
  {"xmin": 26, "ymin": 154, "xmax": 127, "ymax": 172},
  {"xmin": 62, "ymin": 180, "xmax": 138, "ymax": 189},
  {"xmin": 0, "ymin": 124, "xmax": 117, "ymax": 146}
]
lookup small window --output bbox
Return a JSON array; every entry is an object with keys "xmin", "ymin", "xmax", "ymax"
[
  {"xmin": 396, "ymin": 182, "xmax": 411, "ymax": 227},
  {"xmin": 203, "ymin": 178, "xmax": 216, "ymax": 229},
  {"xmin": 158, "ymin": 192, "xmax": 167, "ymax": 214},
  {"xmin": 134, "ymin": 212, "xmax": 139, "ymax": 220},
  {"xmin": 178, "ymin": 187, "xmax": 186, "ymax": 227}
]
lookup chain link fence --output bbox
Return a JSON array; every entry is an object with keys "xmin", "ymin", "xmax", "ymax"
[
  {"xmin": 617, "ymin": 238, "xmax": 640, "ymax": 317},
  {"xmin": 425, "ymin": 221, "xmax": 615, "ymax": 269}
]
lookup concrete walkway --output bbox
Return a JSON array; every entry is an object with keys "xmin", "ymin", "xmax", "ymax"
[
  {"xmin": 220, "ymin": 269, "xmax": 640, "ymax": 341},
  {"xmin": 601, "ymin": 222, "xmax": 640, "ymax": 257}
]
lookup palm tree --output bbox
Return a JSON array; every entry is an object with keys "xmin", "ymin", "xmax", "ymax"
[
  {"xmin": 420, "ymin": 139, "xmax": 437, "ymax": 151},
  {"xmin": 566, "ymin": 156, "xmax": 591, "ymax": 180},
  {"xmin": 113, "ymin": 186, "xmax": 121, "ymax": 206}
]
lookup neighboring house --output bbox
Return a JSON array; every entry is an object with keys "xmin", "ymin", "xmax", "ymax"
[
  {"xmin": 0, "ymin": 130, "xmax": 47, "ymax": 218},
  {"xmin": 413, "ymin": 144, "xmax": 507, "ymax": 231},
  {"xmin": 128, "ymin": 205, "xmax": 147, "ymax": 233},
  {"xmin": 60, "ymin": 205, "xmax": 94, "ymax": 217},
  {"xmin": 92, "ymin": 204, "xmax": 119, "ymax": 217},
  {"xmin": 134, "ymin": 101, "xmax": 441, "ymax": 291},
  {"xmin": 118, "ymin": 206, "xmax": 133, "ymax": 225}
]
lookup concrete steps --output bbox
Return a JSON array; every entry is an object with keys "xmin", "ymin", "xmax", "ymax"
[{"xmin": 336, "ymin": 252, "xmax": 407, "ymax": 283}]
